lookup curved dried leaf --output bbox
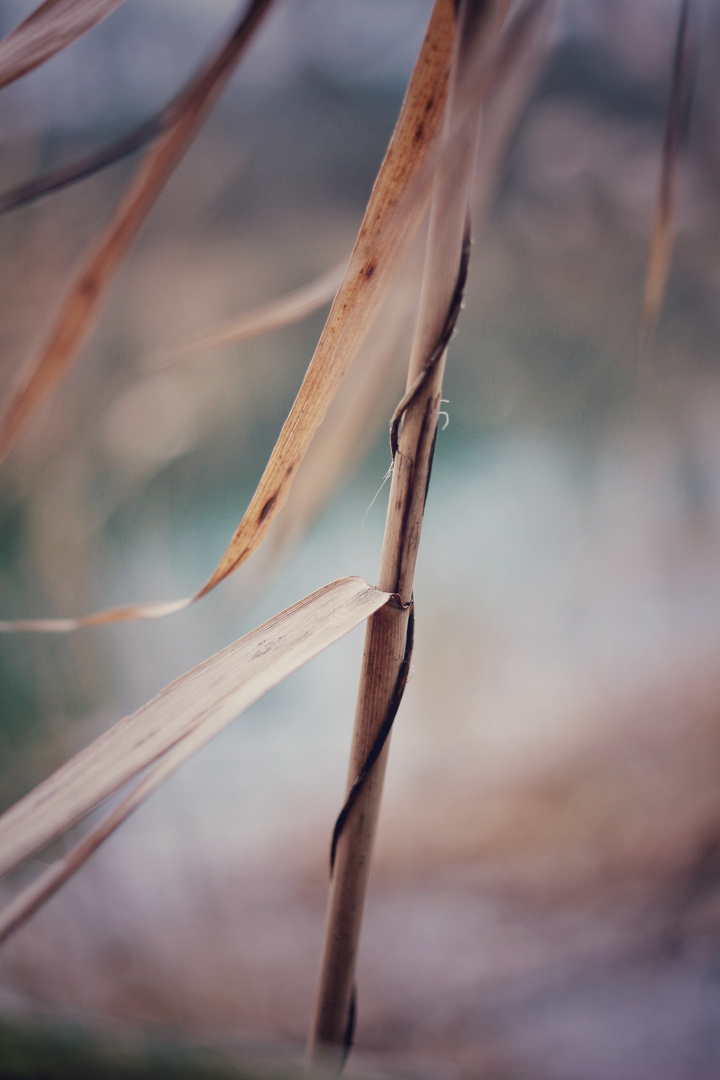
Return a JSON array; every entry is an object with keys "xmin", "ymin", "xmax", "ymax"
[
  {"xmin": 0, "ymin": 0, "xmax": 274, "ymax": 469},
  {"xmin": 248, "ymin": 259, "xmax": 421, "ymax": 597},
  {"xmin": 0, "ymin": 0, "xmax": 126, "ymax": 89},
  {"xmin": 1, "ymin": 0, "xmax": 455, "ymax": 632},
  {"xmin": 153, "ymin": 258, "xmax": 347, "ymax": 368},
  {"xmin": 157, "ymin": 0, "xmax": 454, "ymax": 602},
  {"xmin": 257, "ymin": 1, "xmax": 553, "ymax": 591},
  {"xmin": 0, "ymin": 113, "xmax": 164, "ymax": 217},
  {"xmin": 472, "ymin": 0, "xmax": 553, "ymax": 224},
  {"xmin": 0, "ymin": 575, "xmax": 389, "ymax": 931}
]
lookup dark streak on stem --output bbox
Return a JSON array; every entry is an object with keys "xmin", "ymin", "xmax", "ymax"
[
  {"xmin": 329, "ymin": 597, "xmax": 415, "ymax": 874},
  {"xmin": 395, "ymin": 396, "xmax": 434, "ymax": 594},
  {"xmin": 326, "ymin": 212, "xmax": 471, "ymax": 903},
  {"xmin": 326, "ymin": 216, "xmax": 472, "ymax": 872},
  {"xmin": 423, "ymin": 417, "xmax": 439, "ymax": 512},
  {"xmin": 665, "ymin": 0, "xmax": 695, "ymax": 174},
  {"xmin": 389, "ymin": 216, "xmax": 471, "ymax": 458}
]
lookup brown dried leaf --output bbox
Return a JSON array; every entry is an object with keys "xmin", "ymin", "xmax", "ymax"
[
  {"xmin": 252, "ymin": 1, "xmax": 553, "ymax": 592},
  {"xmin": 178, "ymin": 0, "xmax": 454, "ymax": 600},
  {"xmin": 0, "ymin": 0, "xmax": 127, "ymax": 89},
  {"xmin": 251, "ymin": 253, "xmax": 422, "ymax": 588},
  {"xmin": 0, "ymin": 575, "xmax": 390, "ymax": 942}
]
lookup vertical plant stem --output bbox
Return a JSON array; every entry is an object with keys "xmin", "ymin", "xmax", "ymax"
[{"xmin": 307, "ymin": 3, "xmax": 493, "ymax": 1068}]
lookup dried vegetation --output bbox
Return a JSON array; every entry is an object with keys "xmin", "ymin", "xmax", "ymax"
[{"xmin": 0, "ymin": 0, "xmax": 713, "ymax": 1076}]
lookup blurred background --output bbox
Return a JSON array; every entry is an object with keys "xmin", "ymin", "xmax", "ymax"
[{"xmin": 1, "ymin": 1, "xmax": 720, "ymax": 1077}]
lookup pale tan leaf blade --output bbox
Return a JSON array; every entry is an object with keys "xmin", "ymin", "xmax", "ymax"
[
  {"xmin": 0, "ymin": 0, "xmax": 274, "ymax": 468},
  {"xmin": 0, "ymin": 0, "xmax": 455, "ymax": 633},
  {"xmin": 0, "ymin": 576, "xmax": 389, "ymax": 887},
  {"xmin": 0, "ymin": 597, "xmax": 192, "ymax": 633},
  {"xmin": 0, "ymin": 0, "xmax": 127, "ymax": 90},
  {"xmin": 0, "ymin": 578, "xmax": 388, "ymax": 941},
  {"xmin": 640, "ymin": 0, "xmax": 695, "ymax": 358},
  {"xmin": 155, "ymin": 258, "xmax": 347, "ymax": 367},
  {"xmin": 0, "ymin": 712, "xmax": 228, "ymax": 941}
]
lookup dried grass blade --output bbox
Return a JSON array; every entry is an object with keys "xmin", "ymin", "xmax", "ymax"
[
  {"xmin": 0, "ymin": 0, "xmax": 126, "ymax": 89},
  {"xmin": 0, "ymin": 578, "xmax": 389, "ymax": 944},
  {"xmin": 472, "ymin": 0, "xmax": 553, "ymax": 224},
  {"xmin": 192, "ymin": 0, "xmax": 453, "ymax": 597},
  {"xmin": 1, "ymin": 0, "xmax": 454, "ymax": 633},
  {"xmin": 249, "ymin": 260, "xmax": 421, "ymax": 594},
  {"xmin": 0, "ymin": 113, "xmax": 164, "ymax": 217},
  {"xmin": 153, "ymin": 258, "xmax": 347, "ymax": 368},
  {"xmin": 0, "ymin": 0, "xmax": 274, "ymax": 469},
  {"xmin": 640, "ymin": 0, "xmax": 695, "ymax": 360},
  {"xmin": 0, "ymin": 576, "xmax": 389, "ymax": 893}
]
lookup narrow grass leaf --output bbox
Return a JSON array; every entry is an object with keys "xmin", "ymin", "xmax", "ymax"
[
  {"xmin": 0, "ymin": 0, "xmax": 126, "ymax": 89},
  {"xmin": 0, "ymin": 576, "xmax": 389, "ymax": 895},
  {"xmin": 640, "ymin": 0, "xmax": 695, "ymax": 360},
  {"xmin": 153, "ymin": 258, "xmax": 347, "ymax": 368},
  {"xmin": 1, "ymin": 0, "xmax": 455, "ymax": 632},
  {"xmin": 0, "ymin": 0, "xmax": 274, "ymax": 469},
  {"xmin": 171, "ymin": 0, "xmax": 454, "ymax": 600},
  {"xmin": 0, "ymin": 577, "xmax": 389, "ymax": 944},
  {"xmin": 250, "ymin": 258, "xmax": 421, "ymax": 592},
  {"xmin": 472, "ymin": 0, "xmax": 553, "ymax": 225},
  {"xmin": 0, "ymin": 113, "xmax": 164, "ymax": 217}
]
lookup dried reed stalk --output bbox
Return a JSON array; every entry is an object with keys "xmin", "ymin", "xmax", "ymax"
[{"xmin": 307, "ymin": 1, "xmax": 498, "ymax": 1067}]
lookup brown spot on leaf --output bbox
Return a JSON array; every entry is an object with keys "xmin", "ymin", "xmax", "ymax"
[
  {"xmin": 259, "ymin": 492, "xmax": 278, "ymax": 523},
  {"xmin": 79, "ymin": 274, "xmax": 101, "ymax": 304}
]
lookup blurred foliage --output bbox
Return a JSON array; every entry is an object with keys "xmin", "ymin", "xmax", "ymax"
[{"xmin": 0, "ymin": 1015, "xmax": 301, "ymax": 1080}]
